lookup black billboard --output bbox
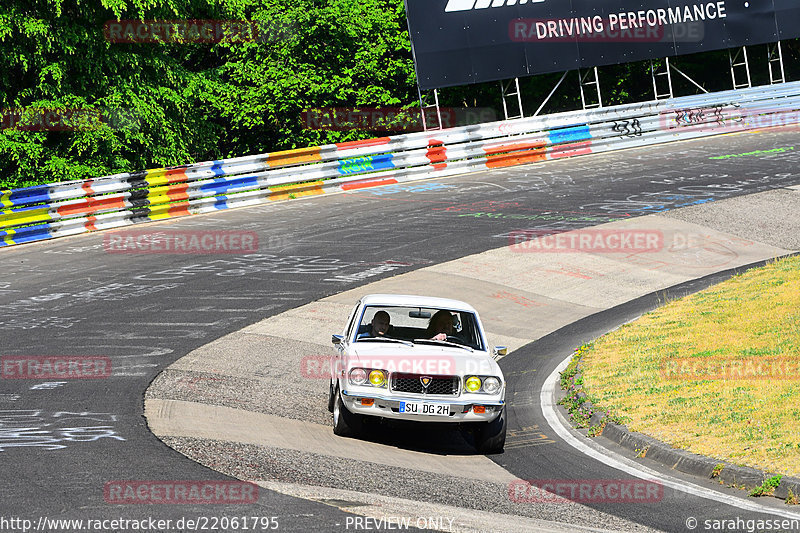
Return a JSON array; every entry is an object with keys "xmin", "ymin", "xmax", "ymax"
[{"xmin": 405, "ymin": 0, "xmax": 794, "ymax": 90}]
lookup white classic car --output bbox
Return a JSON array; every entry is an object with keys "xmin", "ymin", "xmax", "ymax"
[{"xmin": 328, "ymin": 294, "xmax": 507, "ymax": 453}]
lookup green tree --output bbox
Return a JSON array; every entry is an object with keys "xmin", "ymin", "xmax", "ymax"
[{"xmin": 0, "ymin": 0, "xmax": 416, "ymax": 189}]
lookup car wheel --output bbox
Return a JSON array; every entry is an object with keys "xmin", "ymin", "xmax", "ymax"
[
  {"xmin": 327, "ymin": 380, "xmax": 335, "ymax": 413},
  {"xmin": 474, "ymin": 406, "xmax": 507, "ymax": 454},
  {"xmin": 332, "ymin": 387, "xmax": 363, "ymax": 438}
]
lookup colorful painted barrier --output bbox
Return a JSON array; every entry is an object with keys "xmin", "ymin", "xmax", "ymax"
[{"xmin": 3, "ymin": 81, "xmax": 800, "ymax": 247}]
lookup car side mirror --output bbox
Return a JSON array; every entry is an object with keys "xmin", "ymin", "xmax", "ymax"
[
  {"xmin": 331, "ymin": 334, "xmax": 344, "ymax": 345},
  {"xmin": 492, "ymin": 346, "xmax": 508, "ymax": 358}
]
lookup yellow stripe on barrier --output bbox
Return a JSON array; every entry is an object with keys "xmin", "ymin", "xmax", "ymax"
[
  {"xmin": 147, "ymin": 202, "xmax": 191, "ymax": 221},
  {"xmin": 143, "ymin": 168, "xmax": 170, "ymax": 187},
  {"xmin": 145, "ymin": 192, "xmax": 173, "ymax": 209},
  {"xmin": 268, "ymin": 180, "xmax": 324, "ymax": 201},
  {"xmin": 0, "ymin": 191, "xmax": 12, "ymax": 210},
  {"xmin": 0, "ymin": 207, "xmax": 53, "ymax": 227},
  {"xmin": 267, "ymin": 147, "xmax": 322, "ymax": 168},
  {"xmin": 3, "ymin": 228, "xmax": 16, "ymax": 246}
]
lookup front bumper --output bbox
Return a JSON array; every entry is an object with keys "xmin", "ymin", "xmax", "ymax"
[{"xmin": 341, "ymin": 389, "xmax": 504, "ymax": 422}]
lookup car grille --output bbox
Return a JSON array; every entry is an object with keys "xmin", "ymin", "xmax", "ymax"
[{"xmin": 391, "ymin": 373, "xmax": 459, "ymax": 396}]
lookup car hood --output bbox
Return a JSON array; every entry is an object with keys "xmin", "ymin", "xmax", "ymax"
[{"xmin": 346, "ymin": 341, "xmax": 501, "ymax": 377}]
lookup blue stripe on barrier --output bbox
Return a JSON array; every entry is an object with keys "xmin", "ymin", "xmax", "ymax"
[
  {"xmin": 548, "ymin": 125, "xmax": 592, "ymax": 144},
  {"xmin": 338, "ymin": 154, "xmax": 395, "ymax": 176},
  {"xmin": 211, "ymin": 161, "xmax": 225, "ymax": 177},
  {"xmin": 4, "ymin": 184, "xmax": 52, "ymax": 207},
  {"xmin": 214, "ymin": 196, "xmax": 229, "ymax": 210},
  {"xmin": 200, "ymin": 176, "xmax": 259, "ymax": 194},
  {"xmin": 7, "ymin": 223, "xmax": 53, "ymax": 244}
]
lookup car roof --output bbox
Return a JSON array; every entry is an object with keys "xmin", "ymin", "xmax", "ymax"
[{"xmin": 359, "ymin": 294, "xmax": 478, "ymax": 313}]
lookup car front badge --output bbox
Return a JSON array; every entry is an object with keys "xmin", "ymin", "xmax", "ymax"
[{"xmin": 420, "ymin": 376, "xmax": 432, "ymax": 389}]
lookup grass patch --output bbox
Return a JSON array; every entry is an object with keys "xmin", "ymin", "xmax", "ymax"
[
  {"xmin": 579, "ymin": 255, "xmax": 800, "ymax": 476},
  {"xmin": 749, "ymin": 475, "xmax": 782, "ymax": 497}
]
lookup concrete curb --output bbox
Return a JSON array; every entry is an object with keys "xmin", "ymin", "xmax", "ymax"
[{"xmin": 558, "ymin": 360, "xmax": 800, "ymax": 504}]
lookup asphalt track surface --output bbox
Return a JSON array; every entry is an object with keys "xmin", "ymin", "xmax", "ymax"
[{"xmin": 2, "ymin": 127, "xmax": 800, "ymax": 532}]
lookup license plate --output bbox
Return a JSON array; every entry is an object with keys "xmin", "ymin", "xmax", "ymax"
[{"xmin": 399, "ymin": 402, "xmax": 450, "ymax": 416}]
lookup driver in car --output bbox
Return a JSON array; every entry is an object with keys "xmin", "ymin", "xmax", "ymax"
[
  {"xmin": 358, "ymin": 310, "xmax": 392, "ymax": 339},
  {"xmin": 427, "ymin": 310, "xmax": 455, "ymax": 341}
]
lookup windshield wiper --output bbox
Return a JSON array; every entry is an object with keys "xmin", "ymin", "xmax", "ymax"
[
  {"xmin": 412, "ymin": 339, "xmax": 474, "ymax": 352},
  {"xmin": 357, "ymin": 337, "xmax": 415, "ymax": 347}
]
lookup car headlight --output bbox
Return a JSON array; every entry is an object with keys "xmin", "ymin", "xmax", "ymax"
[
  {"xmin": 349, "ymin": 368, "xmax": 367, "ymax": 385},
  {"xmin": 369, "ymin": 369, "xmax": 386, "ymax": 386},
  {"xmin": 465, "ymin": 376, "xmax": 482, "ymax": 392},
  {"xmin": 483, "ymin": 376, "xmax": 501, "ymax": 394}
]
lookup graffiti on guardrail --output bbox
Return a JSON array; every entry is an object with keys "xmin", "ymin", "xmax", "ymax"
[
  {"xmin": 611, "ymin": 118, "xmax": 643, "ymax": 138},
  {"xmin": 660, "ymin": 106, "xmax": 800, "ymax": 133},
  {"xmin": 667, "ymin": 105, "xmax": 728, "ymax": 128}
]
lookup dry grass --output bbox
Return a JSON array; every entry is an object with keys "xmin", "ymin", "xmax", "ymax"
[{"xmin": 581, "ymin": 255, "xmax": 800, "ymax": 475}]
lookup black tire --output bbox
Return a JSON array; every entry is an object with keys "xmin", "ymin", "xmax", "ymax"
[
  {"xmin": 474, "ymin": 406, "xmax": 507, "ymax": 454},
  {"xmin": 327, "ymin": 380, "xmax": 335, "ymax": 413},
  {"xmin": 332, "ymin": 387, "xmax": 363, "ymax": 438}
]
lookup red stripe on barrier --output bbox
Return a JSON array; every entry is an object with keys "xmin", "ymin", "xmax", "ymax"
[
  {"xmin": 85, "ymin": 216, "xmax": 98, "ymax": 232},
  {"xmin": 167, "ymin": 204, "xmax": 191, "ymax": 217},
  {"xmin": 549, "ymin": 141, "xmax": 592, "ymax": 159},
  {"xmin": 82, "ymin": 180, "xmax": 95, "ymax": 196},
  {"xmin": 165, "ymin": 168, "xmax": 189, "ymax": 183},
  {"xmin": 335, "ymin": 137, "xmax": 391, "ymax": 150},
  {"xmin": 166, "ymin": 183, "xmax": 190, "ymax": 202},
  {"xmin": 341, "ymin": 178, "xmax": 398, "ymax": 191},
  {"xmin": 56, "ymin": 196, "xmax": 127, "ymax": 217},
  {"xmin": 485, "ymin": 141, "xmax": 547, "ymax": 168},
  {"xmin": 426, "ymin": 140, "xmax": 447, "ymax": 170}
]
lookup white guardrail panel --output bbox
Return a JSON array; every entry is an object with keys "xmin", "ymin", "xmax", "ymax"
[{"xmin": 3, "ymin": 81, "xmax": 800, "ymax": 247}]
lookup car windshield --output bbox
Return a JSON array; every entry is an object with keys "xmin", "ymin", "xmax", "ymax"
[{"xmin": 354, "ymin": 305, "xmax": 485, "ymax": 350}]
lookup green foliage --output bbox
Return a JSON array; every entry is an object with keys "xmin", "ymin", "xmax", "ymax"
[
  {"xmin": 0, "ymin": 0, "xmax": 415, "ymax": 188},
  {"xmin": 1, "ymin": 0, "xmax": 762, "ymax": 190},
  {"xmin": 748, "ymin": 475, "xmax": 782, "ymax": 497}
]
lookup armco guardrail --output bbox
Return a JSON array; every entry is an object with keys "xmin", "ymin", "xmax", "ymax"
[{"xmin": 3, "ymin": 81, "xmax": 800, "ymax": 248}]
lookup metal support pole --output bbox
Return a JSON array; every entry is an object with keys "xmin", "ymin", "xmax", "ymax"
[
  {"xmin": 534, "ymin": 71, "xmax": 569, "ymax": 116},
  {"xmin": 670, "ymin": 64, "xmax": 709, "ymax": 94},
  {"xmin": 578, "ymin": 67, "xmax": 602, "ymax": 109},
  {"xmin": 768, "ymin": 41, "xmax": 786, "ymax": 84},
  {"xmin": 500, "ymin": 78, "xmax": 524, "ymax": 120},
  {"xmin": 729, "ymin": 47, "xmax": 752, "ymax": 90},
  {"xmin": 651, "ymin": 58, "xmax": 673, "ymax": 100},
  {"xmin": 418, "ymin": 86, "xmax": 442, "ymax": 131}
]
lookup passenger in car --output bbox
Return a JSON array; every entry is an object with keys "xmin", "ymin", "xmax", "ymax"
[
  {"xmin": 358, "ymin": 310, "xmax": 392, "ymax": 339},
  {"xmin": 427, "ymin": 310, "xmax": 455, "ymax": 341}
]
